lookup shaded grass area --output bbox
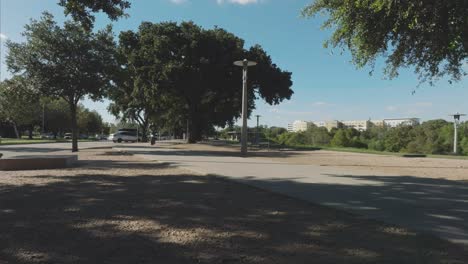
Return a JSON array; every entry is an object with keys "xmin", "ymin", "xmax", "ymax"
[
  {"xmin": 0, "ymin": 156, "xmax": 467, "ymax": 263},
  {"xmin": 0, "ymin": 138, "xmax": 98, "ymax": 145}
]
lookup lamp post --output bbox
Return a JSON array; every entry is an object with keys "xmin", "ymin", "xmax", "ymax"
[
  {"xmin": 234, "ymin": 59, "xmax": 257, "ymax": 156},
  {"xmin": 255, "ymin": 114, "xmax": 261, "ymax": 144},
  {"xmin": 450, "ymin": 113, "xmax": 466, "ymax": 154}
]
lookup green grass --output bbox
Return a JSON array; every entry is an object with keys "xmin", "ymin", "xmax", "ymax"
[
  {"xmin": 0, "ymin": 138, "xmax": 98, "ymax": 146},
  {"xmin": 294, "ymin": 145, "xmax": 468, "ymax": 160},
  {"xmin": 245, "ymin": 140, "xmax": 468, "ymax": 160}
]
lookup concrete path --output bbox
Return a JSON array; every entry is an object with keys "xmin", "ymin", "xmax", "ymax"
[
  {"xmin": 0, "ymin": 141, "xmax": 113, "ymax": 158},
  {"xmin": 118, "ymin": 143, "xmax": 468, "ymax": 245}
]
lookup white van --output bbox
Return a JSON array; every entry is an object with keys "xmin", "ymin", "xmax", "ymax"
[{"xmin": 108, "ymin": 131, "xmax": 138, "ymax": 143}]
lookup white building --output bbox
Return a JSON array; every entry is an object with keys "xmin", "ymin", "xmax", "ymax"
[
  {"xmin": 313, "ymin": 120, "xmax": 342, "ymax": 131},
  {"xmin": 341, "ymin": 120, "xmax": 371, "ymax": 131},
  {"xmin": 289, "ymin": 120, "xmax": 313, "ymax": 132},
  {"xmin": 383, "ymin": 118, "xmax": 420, "ymax": 128},
  {"xmin": 313, "ymin": 121, "xmax": 326, "ymax": 127}
]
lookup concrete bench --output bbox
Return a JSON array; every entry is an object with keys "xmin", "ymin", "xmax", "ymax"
[{"xmin": 0, "ymin": 155, "xmax": 78, "ymax": 171}]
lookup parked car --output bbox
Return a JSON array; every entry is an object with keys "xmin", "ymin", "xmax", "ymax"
[
  {"xmin": 64, "ymin": 133, "xmax": 72, "ymax": 139},
  {"xmin": 95, "ymin": 134, "xmax": 108, "ymax": 140},
  {"xmin": 108, "ymin": 131, "xmax": 138, "ymax": 143},
  {"xmin": 41, "ymin": 133, "xmax": 54, "ymax": 139}
]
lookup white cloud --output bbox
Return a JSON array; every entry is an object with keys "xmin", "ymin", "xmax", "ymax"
[
  {"xmin": 217, "ymin": 0, "xmax": 260, "ymax": 5},
  {"xmin": 312, "ymin": 101, "xmax": 334, "ymax": 107},
  {"xmin": 170, "ymin": 0, "xmax": 188, "ymax": 4},
  {"xmin": 385, "ymin": 102, "xmax": 433, "ymax": 116},
  {"xmin": 386, "ymin": 105, "xmax": 397, "ymax": 112},
  {"xmin": 0, "ymin": 33, "xmax": 7, "ymax": 40},
  {"xmin": 413, "ymin": 102, "xmax": 433, "ymax": 107}
]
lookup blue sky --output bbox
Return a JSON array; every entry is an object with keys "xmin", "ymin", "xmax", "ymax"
[{"xmin": 1, "ymin": 0, "xmax": 467, "ymax": 127}]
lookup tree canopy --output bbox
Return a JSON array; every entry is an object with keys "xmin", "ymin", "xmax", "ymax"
[
  {"xmin": 302, "ymin": 0, "xmax": 468, "ymax": 83},
  {"xmin": 0, "ymin": 77, "xmax": 42, "ymax": 138},
  {"xmin": 59, "ymin": 0, "xmax": 131, "ymax": 30},
  {"xmin": 114, "ymin": 21, "xmax": 293, "ymax": 142},
  {"xmin": 6, "ymin": 13, "xmax": 117, "ymax": 151}
]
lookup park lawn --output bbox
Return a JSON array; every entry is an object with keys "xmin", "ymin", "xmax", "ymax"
[
  {"xmin": 267, "ymin": 143, "xmax": 468, "ymax": 160},
  {"xmin": 0, "ymin": 138, "xmax": 97, "ymax": 145},
  {"xmin": 323, "ymin": 146, "xmax": 468, "ymax": 160}
]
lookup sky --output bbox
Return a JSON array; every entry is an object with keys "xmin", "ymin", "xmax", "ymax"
[{"xmin": 1, "ymin": 0, "xmax": 467, "ymax": 128}]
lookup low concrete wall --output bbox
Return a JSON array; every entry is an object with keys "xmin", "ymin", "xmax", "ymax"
[{"xmin": 0, "ymin": 155, "xmax": 78, "ymax": 171}]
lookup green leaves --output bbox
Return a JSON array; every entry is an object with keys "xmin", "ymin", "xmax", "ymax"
[
  {"xmin": 6, "ymin": 13, "xmax": 117, "ymax": 151},
  {"xmin": 59, "ymin": 0, "xmax": 130, "ymax": 31},
  {"xmin": 113, "ymin": 21, "xmax": 293, "ymax": 142},
  {"xmin": 6, "ymin": 12, "xmax": 117, "ymax": 105},
  {"xmin": 303, "ymin": 0, "xmax": 468, "ymax": 83}
]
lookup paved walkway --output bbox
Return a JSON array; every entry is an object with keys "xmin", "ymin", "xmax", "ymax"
[
  {"xmin": 2, "ymin": 141, "xmax": 468, "ymax": 245},
  {"xmin": 0, "ymin": 141, "xmax": 113, "ymax": 158},
  {"xmin": 118, "ymin": 143, "xmax": 468, "ymax": 245}
]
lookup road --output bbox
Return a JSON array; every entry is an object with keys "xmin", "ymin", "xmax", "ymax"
[
  {"xmin": 0, "ymin": 141, "xmax": 113, "ymax": 158},
  {"xmin": 2, "ymin": 141, "xmax": 468, "ymax": 245},
  {"xmin": 117, "ymin": 143, "xmax": 468, "ymax": 245}
]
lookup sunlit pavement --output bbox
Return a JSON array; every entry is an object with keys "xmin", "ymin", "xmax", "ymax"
[{"xmin": 118, "ymin": 142, "xmax": 468, "ymax": 245}]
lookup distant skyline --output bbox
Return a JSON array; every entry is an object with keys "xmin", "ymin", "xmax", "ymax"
[{"xmin": 1, "ymin": 0, "xmax": 467, "ymax": 128}]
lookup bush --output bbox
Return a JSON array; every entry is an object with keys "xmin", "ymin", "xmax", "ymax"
[
  {"xmin": 461, "ymin": 137, "xmax": 468, "ymax": 155},
  {"xmin": 368, "ymin": 139, "xmax": 385, "ymax": 151},
  {"xmin": 331, "ymin": 130, "xmax": 350, "ymax": 147},
  {"xmin": 404, "ymin": 141, "xmax": 423, "ymax": 154}
]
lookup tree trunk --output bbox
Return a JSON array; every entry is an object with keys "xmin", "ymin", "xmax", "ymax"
[
  {"xmin": 187, "ymin": 104, "xmax": 202, "ymax": 143},
  {"xmin": 70, "ymin": 103, "xmax": 79, "ymax": 152},
  {"xmin": 140, "ymin": 115, "xmax": 149, "ymax": 142},
  {"xmin": 12, "ymin": 122, "xmax": 20, "ymax": 139},
  {"xmin": 188, "ymin": 118, "xmax": 202, "ymax": 143},
  {"xmin": 28, "ymin": 125, "xmax": 33, "ymax": 139},
  {"xmin": 141, "ymin": 123, "xmax": 149, "ymax": 142}
]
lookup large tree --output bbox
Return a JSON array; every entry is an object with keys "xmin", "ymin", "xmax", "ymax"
[
  {"xmin": 303, "ymin": 1, "xmax": 468, "ymax": 83},
  {"xmin": 42, "ymin": 98, "xmax": 72, "ymax": 137},
  {"xmin": 115, "ymin": 21, "xmax": 293, "ymax": 143},
  {"xmin": 78, "ymin": 108, "xmax": 104, "ymax": 135},
  {"xmin": 6, "ymin": 13, "xmax": 117, "ymax": 152},
  {"xmin": 0, "ymin": 77, "xmax": 42, "ymax": 139},
  {"xmin": 59, "ymin": 0, "xmax": 130, "ymax": 30}
]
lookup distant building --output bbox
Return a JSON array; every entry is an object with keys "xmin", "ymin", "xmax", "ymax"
[
  {"xmin": 289, "ymin": 120, "xmax": 313, "ymax": 132},
  {"xmin": 371, "ymin": 120, "xmax": 385, "ymax": 127},
  {"xmin": 341, "ymin": 120, "xmax": 372, "ymax": 131},
  {"xmin": 313, "ymin": 121, "xmax": 326, "ymax": 127},
  {"xmin": 324, "ymin": 120, "xmax": 342, "ymax": 131},
  {"xmin": 383, "ymin": 118, "xmax": 420, "ymax": 128},
  {"xmin": 312, "ymin": 120, "xmax": 341, "ymax": 131},
  {"xmin": 289, "ymin": 117, "xmax": 420, "ymax": 133}
]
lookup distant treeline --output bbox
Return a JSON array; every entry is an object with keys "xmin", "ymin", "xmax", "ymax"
[{"xmin": 220, "ymin": 119, "xmax": 468, "ymax": 155}]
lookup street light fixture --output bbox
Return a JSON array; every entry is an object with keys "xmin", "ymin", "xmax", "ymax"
[
  {"xmin": 234, "ymin": 59, "xmax": 257, "ymax": 156},
  {"xmin": 450, "ymin": 113, "xmax": 466, "ymax": 154}
]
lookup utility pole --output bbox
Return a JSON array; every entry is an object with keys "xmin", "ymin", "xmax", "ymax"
[
  {"xmin": 42, "ymin": 104, "xmax": 45, "ymax": 134},
  {"xmin": 450, "ymin": 113, "xmax": 466, "ymax": 154},
  {"xmin": 255, "ymin": 115, "xmax": 261, "ymax": 145},
  {"xmin": 234, "ymin": 59, "xmax": 257, "ymax": 156}
]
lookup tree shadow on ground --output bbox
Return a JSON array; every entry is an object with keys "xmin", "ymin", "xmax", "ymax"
[
  {"xmin": 1, "ymin": 162, "xmax": 467, "ymax": 263},
  {"xmin": 232, "ymin": 173, "xmax": 468, "ymax": 246}
]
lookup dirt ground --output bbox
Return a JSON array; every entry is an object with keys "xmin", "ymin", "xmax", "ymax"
[
  {"xmin": 1, "ymin": 148, "xmax": 467, "ymax": 263},
  {"xmin": 163, "ymin": 142, "xmax": 468, "ymax": 181}
]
